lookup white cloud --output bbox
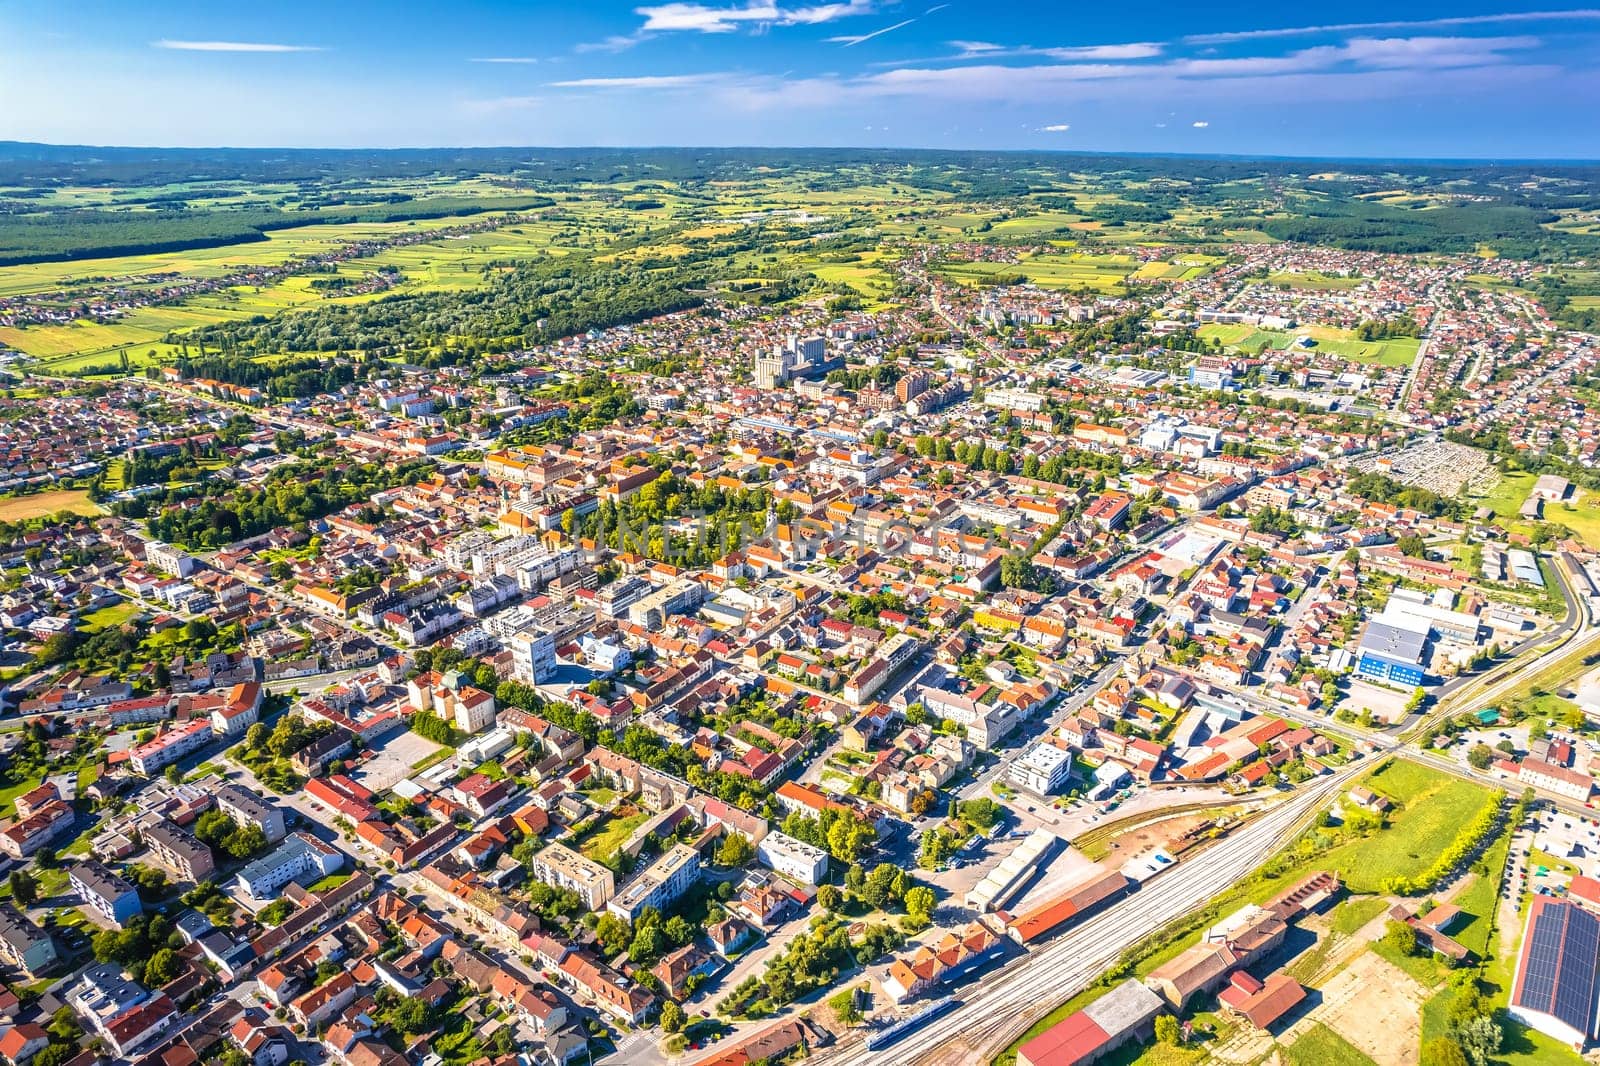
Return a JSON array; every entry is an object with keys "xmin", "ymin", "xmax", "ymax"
[
  {"xmin": 1186, "ymin": 9, "xmax": 1600, "ymax": 44},
  {"xmin": 470, "ymin": 57, "xmax": 540, "ymax": 64},
  {"xmin": 550, "ymin": 73, "xmax": 728, "ymax": 88},
  {"xmin": 463, "ymin": 95, "xmax": 546, "ymax": 113},
  {"xmin": 889, "ymin": 40, "xmax": 1163, "ymax": 64},
  {"xmin": 634, "ymin": 0, "xmax": 873, "ymax": 34},
  {"xmin": 1192, "ymin": 120, "xmax": 1209, "ymax": 127},
  {"xmin": 153, "ymin": 39, "xmax": 323, "ymax": 52},
  {"xmin": 831, "ymin": 17, "xmax": 916, "ymax": 46},
  {"xmin": 1040, "ymin": 123, "xmax": 1071, "ymax": 131}
]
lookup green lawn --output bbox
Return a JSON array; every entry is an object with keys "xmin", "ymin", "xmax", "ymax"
[
  {"xmin": 1465, "ymin": 472, "xmax": 1600, "ymax": 551},
  {"xmin": 1196, "ymin": 323, "xmax": 1420, "ymax": 367},
  {"xmin": 1371, "ymin": 936, "xmax": 1451, "ymax": 989},
  {"xmin": 577, "ymin": 811, "xmax": 650, "ymax": 863},
  {"xmin": 1448, "ymin": 823, "xmax": 1514, "ymax": 958},
  {"xmin": 1281, "ymin": 1024, "xmax": 1377, "ymax": 1066},
  {"xmin": 1315, "ymin": 760, "xmax": 1497, "ymax": 893},
  {"xmin": 0, "ymin": 777, "xmax": 44, "ymax": 819},
  {"xmin": 79, "ymin": 602, "xmax": 140, "ymax": 633},
  {"xmin": 307, "ymin": 873, "xmax": 352, "ymax": 893},
  {"xmin": 1331, "ymin": 896, "xmax": 1390, "ymax": 936},
  {"xmin": 1266, "ymin": 271, "xmax": 1362, "ymax": 291}
]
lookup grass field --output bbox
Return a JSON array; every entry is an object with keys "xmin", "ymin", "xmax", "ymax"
[
  {"xmin": 1266, "ymin": 271, "xmax": 1362, "ymax": 290},
  {"xmin": 577, "ymin": 811, "xmax": 650, "ymax": 863},
  {"xmin": 1295, "ymin": 759, "xmax": 1497, "ymax": 893},
  {"xmin": 79, "ymin": 602, "xmax": 141, "ymax": 633},
  {"xmin": 1197, "ymin": 323, "xmax": 1420, "ymax": 367},
  {"xmin": 0, "ymin": 489, "xmax": 101, "ymax": 522},
  {"xmin": 1281, "ymin": 1024, "xmax": 1377, "ymax": 1066},
  {"xmin": 0, "ymin": 777, "xmax": 43, "ymax": 820},
  {"xmin": 1466, "ymin": 471, "xmax": 1600, "ymax": 550}
]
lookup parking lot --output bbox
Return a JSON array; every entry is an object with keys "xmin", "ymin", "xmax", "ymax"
[{"xmin": 351, "ymin": 730, "xmax": 445, "ymax": 792}]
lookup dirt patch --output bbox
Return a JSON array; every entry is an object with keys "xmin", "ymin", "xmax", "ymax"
[
  {"xmin": 1290, "ymin": 952, "xmax": 1428, "ymax": 1066},
  {"xmin": 0, "ymin": 489, "xmax": 100, "ymax": 522}
]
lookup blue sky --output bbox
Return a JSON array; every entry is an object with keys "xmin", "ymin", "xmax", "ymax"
[{"xmin": 2, "ymin": 1, "xmax": 1598, "ymax": 157}]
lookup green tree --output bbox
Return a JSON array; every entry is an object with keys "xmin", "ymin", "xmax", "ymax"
[
  {"xmin": 595, "ymin": 913, "xmax": 631, "ymax": 956},
  {"xmin": 1382, "ymin": 920, "xmax": 1420, "ymax": 957},
  {"xmin": 1467, "ymin": 743, "xmax": 1494, "ymax": 770},
  {"xmin": 9, "ymin": 869, "xmax": 37, "ymax": 907},
  {"xmin": 904, "ymin": 885, "xmax": 936, "ymax": 928},
  {"xmin": 716, "ymin": 831, "xmax": 755, "ymax": 868},
  {"xmin": 660, "ymin": 1000, "xmax": 686, "ymax": 1034},
  {"xmin": 1155, "ymin": 1014, "xmax": 1181, "ymax": 1045},
  {"xmin": 1421, "ymin": 1037, "xmax": 1470, "ymax": 1066},
  {"xmin": 143, "ymin": 947, "xmax": 182, "ymax": 986}
]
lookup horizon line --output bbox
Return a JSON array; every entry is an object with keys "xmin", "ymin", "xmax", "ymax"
[{"xmin": 1, "ymin": 139, "xmax": 1598, "ymax": 168}]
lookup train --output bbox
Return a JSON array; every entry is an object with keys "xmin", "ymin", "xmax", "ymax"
[{"xmin": 863, "ymin": 996, "xmax": 960, "ymax": 1052}]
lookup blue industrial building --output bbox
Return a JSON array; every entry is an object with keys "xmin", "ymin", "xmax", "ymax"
[{"xmin": 1354, "ymin": 619, "xmax": 1428, "ymax": 687}]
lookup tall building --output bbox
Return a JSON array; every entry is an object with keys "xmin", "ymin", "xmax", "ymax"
[
  {"xmin": 895, "ymin": 370, "xmax": 930, "ymax": 403},
  {"xmin": 754, "ymin": 348, "xmax": 795, "ymax": 390}
]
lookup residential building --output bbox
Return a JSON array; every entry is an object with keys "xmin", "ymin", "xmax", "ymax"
[
  {"xmin": 0, "ymin": 903, "xmax": 57, "ymax": 976},
  {"xmin": 142, "ymin": 821, "xmax": 216, "ymax": 883},
  {"xmin": 234, "ymin": 832, "xmax": 343, "ymax": 901},
  {"xmin": 608, "ymin": 844, "xmax": 701, "ymax": 922},
  {"xmin": 529, "ymin": 843, "xmax": 616, "ymax": 911},
  {"xmin": 69, "ymin": 860, "xmax": 142, "ymax": 926},
  {"xmin": 128, "ymin": 718, "xmax": 213, "ymax": 775},
  {"xmin": 216, "ymin": 783, "xmax": 288, "ymax": 845},
  {"xmin": 1007, "ymin": 743, "xmax": 1074, "ymax": 795},
  {"xmin": 756, "ymin": 830, "xmax": 829, "ymax": 886}
]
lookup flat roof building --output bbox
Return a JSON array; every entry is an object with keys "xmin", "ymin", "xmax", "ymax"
[
  {"xmin": 608, "ymin": 843, "xmax": 701, "ymax": 923},
  {"xmin": 529, "ymin": 843, "xmax": 616, "ymax": 912}
]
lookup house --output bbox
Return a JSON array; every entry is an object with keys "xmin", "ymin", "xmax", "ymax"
[
  {"xmin": 1216, "ymin": 971, "xmax": 1305, "ymax": 1030},
  {"xmin": 707, "ymin": 916, "xmax": 756, "ymax": 956},
  {"xmin": 651, "ymin": 944, "xmax": 716, "ymax": 998},
  {"xmin": 228, "ymin": 1009, "xmax": 291, "ymax": 1066},
  {"xmin": 0, "ymin": 1023, "xmax": 48, "ymax": 1065}
]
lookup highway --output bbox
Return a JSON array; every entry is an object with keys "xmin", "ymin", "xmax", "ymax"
[{"xmin": 811, "ymin": 762, "xmax": 1365, "ymax": 1066}]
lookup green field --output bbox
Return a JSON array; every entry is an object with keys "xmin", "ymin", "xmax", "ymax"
[
  {"xmin": 1266, "ymin": 270, "xmax": 1363, "ymax": 290},
  {"xmin": 79, "ymin": 602, "xmax": 141, "ymax": 633},
  {"xmin": 938, "ymin": 252, "xmax": 1138, "ymax": 293},
  {"xmin": 0, "ymin": 777, "xmax": 44, "ymax": 820},
  {"xmin": 1197, "ymin": 322, "xmax": 1420, "ymax": 367},
  {"xmin": 1282, "ymin": 1024, "xmax": 1377, "ymax": 1066},
  {"xmin": 576, "ymin": 811, "xmax": 650, "ymax": 863},
  {"xmin": 1465, "ymin": 471, "xmax": 1600, "ymax": 550}
]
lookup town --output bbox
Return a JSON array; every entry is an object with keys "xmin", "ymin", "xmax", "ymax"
[{"xmin": 0, "ymin": 148, "xmax": 1598, "ymax": 1066}]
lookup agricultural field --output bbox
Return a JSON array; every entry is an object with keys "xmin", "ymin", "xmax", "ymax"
[{"xmin": 937, "ymin": 252, "xmax": 1139, "ymax": 293}]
